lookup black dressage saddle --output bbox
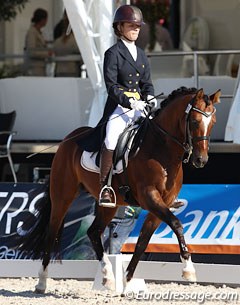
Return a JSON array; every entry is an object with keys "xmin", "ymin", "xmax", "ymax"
[{"xmin": 113, "ymin": 117, "xmax": 148, "ymax": 167}]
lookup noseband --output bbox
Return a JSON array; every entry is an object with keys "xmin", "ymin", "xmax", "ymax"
[{"xmin": 150, "ymin": 95, "xmax": 216, "ymax": 163}]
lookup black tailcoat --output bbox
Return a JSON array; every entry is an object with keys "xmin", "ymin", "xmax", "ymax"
[{"xmin": 77, "ymin": 39, "xmax": 154, "ymax": 152}]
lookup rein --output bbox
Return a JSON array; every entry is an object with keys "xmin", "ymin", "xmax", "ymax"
[{"xmin": 149, "ymin": 96, "xmax": 216, "ymax": 163}]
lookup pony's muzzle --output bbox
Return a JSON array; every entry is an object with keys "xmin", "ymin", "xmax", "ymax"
[{"xmin": 192, "ymin": 154, "xmax": 208, "ymax": 168}]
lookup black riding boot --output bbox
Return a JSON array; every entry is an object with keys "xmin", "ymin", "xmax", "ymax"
[{"xmin": 99, "ymin": 144, "xmax": 114, "ymax": 206}]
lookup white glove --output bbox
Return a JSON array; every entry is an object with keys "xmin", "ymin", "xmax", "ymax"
[
  {"xmin": 147, "ymin": 95, "xmax": 158, "ymax": 109},
  {"xmin": 129, "ymin": 98, "xmax": 146, "ymax": 111}
]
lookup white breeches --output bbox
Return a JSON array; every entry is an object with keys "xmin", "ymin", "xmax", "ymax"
[{"xmin": 104, "ymin": 105, "xmax": 144, "ymax": 150}]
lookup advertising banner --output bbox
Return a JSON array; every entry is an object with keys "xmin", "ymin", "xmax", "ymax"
[
  {"xmin": 122, "ymin": 184, "xmax": 240, "ymax": 254},
  {"xmin": 1, "ymin": 184, "xmax": 240, "ymax": 258},
  {"xmin": 0, "ymin": 183, "xmax": 96, "ymax": 260}
]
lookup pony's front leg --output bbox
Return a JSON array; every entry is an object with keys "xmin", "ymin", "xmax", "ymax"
[
  {"xmin": 87, "ymin": 206, "xmax": 117, "ymax": 290},
  {"xmin": 161, "ymin": 206, "xmax": 196, "ymax": 281},
  {"xmin": 146, "ymin": 193, "xmax": 196, "ymax": 282}
]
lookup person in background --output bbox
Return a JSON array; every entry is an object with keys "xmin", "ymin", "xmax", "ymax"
[
  {"xmin": 24, "ymin": 8, "xmax": 53, "ymax": 76},
  {"xmin": 53, "ymin": 11, "xmax": 83, "ymax": 77},
  {"xmin": 54, "ymin": 10, "xmax": 68, "ymax": 40},
  {"xmin": 136, "ymin": 21, "xmax": 173, "ymax": 51}
]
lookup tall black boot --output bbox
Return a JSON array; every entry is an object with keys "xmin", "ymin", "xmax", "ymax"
[{"xmin": 99, "ymin": 144, "xmax": 114, "ymax": 206}]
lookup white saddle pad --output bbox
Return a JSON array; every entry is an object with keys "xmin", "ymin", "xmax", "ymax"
[{"xmin": 80, "ymin": 150, "xmax": 129, "ymax": 174}]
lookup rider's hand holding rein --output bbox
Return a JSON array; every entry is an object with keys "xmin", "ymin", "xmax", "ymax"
[{"xmin": 129, "ymin": 97, "xmax": 146, "ymax": 111}]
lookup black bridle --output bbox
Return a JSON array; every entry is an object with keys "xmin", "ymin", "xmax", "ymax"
[{"xmin": 149, "ymin": 96, "xmax": 216, "ymax": 163}]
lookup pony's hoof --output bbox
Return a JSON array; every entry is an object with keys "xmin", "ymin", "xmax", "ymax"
[
  {"xmin": 122, "ymin": 278, "xmax": 148, "ymax": 296},
  {"xmin": 102, "ymin": 277, "xmax": 115, "ymax": 290},
  {"xmin": 34, "ymin": 287, "xmax": 46, "ymax": 294},
  {"xmin": 182, "ymin": 270, "xmax": 197, "ymax": 282}
]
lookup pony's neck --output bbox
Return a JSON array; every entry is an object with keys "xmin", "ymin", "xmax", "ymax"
[{"xmin": 155, "ymin": 97, "xmax": 190, "ymax": 141}]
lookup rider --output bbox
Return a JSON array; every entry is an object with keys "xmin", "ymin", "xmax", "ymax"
[{"xmin": 98, "ymin": 4, "xmax": 157, "ymax": 207}]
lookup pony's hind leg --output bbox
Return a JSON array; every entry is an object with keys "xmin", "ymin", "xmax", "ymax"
[
  {"xmin": 35, "ymin": 175, "xmax": 79, "ymax": 293},
  {"xmin": 87, "ymin": 206, "xmax": 117, "ymax": 290},
  {"xmin": 123, "ymin": 213, "xmax": 160, "ymax": 294},
  {"xmin": 35, "ymin": 265, "xmax": 49, "ymax": 294},
  {"xmin": 35, "ymin": 217, "xmax": 64, "ymax": 293}
]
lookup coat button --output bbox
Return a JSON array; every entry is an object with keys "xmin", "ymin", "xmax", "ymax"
[
  {"xmin": 129, "ymin": 80, "xmax": 132, "ymax": 84},
  {"xmin": 136, "ymin": 73, "xmax": 139, "ymax": 77},
  {"xmin": 129, "ymin": 89, "xmax": 132, "ymax": 92},
  {"xmin": 133, "ymin": 89, "xmax": 136, "ymax": 92},
  {"xmin": 129, "ymin": 73, "xmax": 132, "ymax": 77},
  {"xmin": 135, "ymin": 81, "xmax": 138, "ymax": 84}
]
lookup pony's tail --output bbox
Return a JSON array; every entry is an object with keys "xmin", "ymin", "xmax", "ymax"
[{"xmin": 14, "ymin": 181, "xmax": 52, "ymax": 259}]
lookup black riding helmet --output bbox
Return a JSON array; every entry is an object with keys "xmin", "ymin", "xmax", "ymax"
[{"xmin": 112, "ymin": 5, "xmax": 144, "ymax": 37}]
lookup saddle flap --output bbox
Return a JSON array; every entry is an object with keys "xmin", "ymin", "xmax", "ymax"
[{"xmin": 113, "ymin": 117, "xmax": 148, "ymax": 166}]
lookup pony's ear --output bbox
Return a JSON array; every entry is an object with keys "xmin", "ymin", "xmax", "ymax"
[
  {"xmin": 209, "ymin": 89, "xmax": 221, "ymax": 104},
  {"xmin": 195, "ymin": 88, "xmax": 204, "ymax": 99}
]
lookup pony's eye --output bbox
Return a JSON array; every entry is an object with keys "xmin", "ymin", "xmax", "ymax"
[{"xmin": 190, "ymin": 119, "xmax": 199, "ymax": 129}]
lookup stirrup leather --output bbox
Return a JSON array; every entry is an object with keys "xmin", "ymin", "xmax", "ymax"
[{"xmin": 99, "ymin": 185, "xmax": 116, "ymax": 208}]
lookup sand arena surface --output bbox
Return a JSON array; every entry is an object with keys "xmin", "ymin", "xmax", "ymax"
[{"xmin": 0, "ymin": 278, "xmax": 240, "ymax": 305}]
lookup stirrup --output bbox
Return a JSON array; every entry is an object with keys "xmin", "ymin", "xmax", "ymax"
[{"xmin": 99, "ymin": 185, "xmax": 116, "ymax": 208}]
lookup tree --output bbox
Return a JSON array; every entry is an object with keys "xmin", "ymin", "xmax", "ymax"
[{"xmin": 0, "ymin": 0, "xmax": 29, "ymax": 22}]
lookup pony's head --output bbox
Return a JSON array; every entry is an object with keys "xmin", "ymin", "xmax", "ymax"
[
  {"xmin": 153, "ymin": 87, "xmax": 221, "ymax": 168},
  {"xmin": 187, "ymin": 88, "xmax": 221, "ymax": 168}
]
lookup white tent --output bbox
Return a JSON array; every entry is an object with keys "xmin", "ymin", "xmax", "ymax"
[
  {"xmin": 62, "ymin": 0, "xmax": 114, "ymax": 126},
  {"xmin": 224, "ymin": 69, "xmax": 240, "ymax": 143}
]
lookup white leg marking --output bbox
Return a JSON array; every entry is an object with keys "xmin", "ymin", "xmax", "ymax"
[
  {"xmin": 181, "ymin": 256, "xmax": 197, "ymax": 282},
  {"xmin": 100, "ymin": 253, "xmax": 115, "ymax": 290},
  {"xmin": 35, "ymin": 265, "xmax": 48, "ymax": 293},
  {"xmin": 122, "ymin": 270, "xmax": 148, "ymax": 296}
]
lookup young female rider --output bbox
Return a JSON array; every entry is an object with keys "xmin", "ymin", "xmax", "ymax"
[{"xmin": 98, "ymin": 4, "xmax": 157, "ymax": 207}]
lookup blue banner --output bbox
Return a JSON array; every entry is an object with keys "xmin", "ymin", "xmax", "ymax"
[
  {"xmin": 2, "ymin": 184, "xmax": 240, "ymax": 257},
  {"xmin": 122, "ymin": 185, "xmax": 240, "ymax": 254}
]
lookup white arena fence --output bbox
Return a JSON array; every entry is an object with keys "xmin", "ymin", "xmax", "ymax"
[{"xmin": 1, "ymin": 255, "xmax": 240, "ymax": 286}]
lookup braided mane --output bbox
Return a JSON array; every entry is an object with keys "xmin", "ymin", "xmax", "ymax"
[{"xmin": 161, "ymin": 86, "xmax": 197, "ymax": 109}]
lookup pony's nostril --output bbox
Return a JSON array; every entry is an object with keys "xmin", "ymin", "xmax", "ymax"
[{"xmin": 197, "ymin": 155, "xmax": 208, "ymax": 167}]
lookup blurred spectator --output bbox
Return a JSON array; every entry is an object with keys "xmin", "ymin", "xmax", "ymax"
[
  {"xmin": 54, "ymin": 10, "xmax": 68, "ymax": 40},
  {"xmin": 53, "ymin": 12, "xmax": 83, "ymax": 77},
  {"xmin": 24, "ymin": 8, "xmax": 53, "ymax": 76},
  {"xmin": 136, "ymin": 21, "xmax": 173, "ymax": 51}
]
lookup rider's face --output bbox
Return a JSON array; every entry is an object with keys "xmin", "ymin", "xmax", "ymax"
[{"xmin": 120, "ymin": 22, "xmax": 141, "ymax": 41}]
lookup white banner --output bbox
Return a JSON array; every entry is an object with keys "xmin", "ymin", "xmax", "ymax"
[{"xmin": 225, "ymin": 70, "xmax": 240, "ymax": 143}]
